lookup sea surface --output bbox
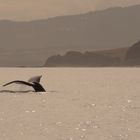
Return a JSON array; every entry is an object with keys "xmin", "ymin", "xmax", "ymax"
[{"xmin": 0, "ymin": 68, "xmax": 140, "ymax": 140}]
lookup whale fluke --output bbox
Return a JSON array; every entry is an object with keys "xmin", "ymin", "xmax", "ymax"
[{"xmin": 3, "ymin": 76, "xmax": 46, "ymax": 92}]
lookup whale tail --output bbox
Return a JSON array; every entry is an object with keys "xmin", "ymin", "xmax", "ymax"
[{"xmin": 2, "ymin": 75, "xmax": 46, "ymax": 92}]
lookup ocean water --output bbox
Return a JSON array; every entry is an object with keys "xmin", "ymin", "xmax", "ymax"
[{"xmin": 0, "ymin": 68, "xmax": 140, "ymax": 140}]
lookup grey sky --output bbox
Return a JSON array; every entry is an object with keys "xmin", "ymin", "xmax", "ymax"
[{"xmin": 0, "ymin": 0, "xmax": 140, "ymax": 20}]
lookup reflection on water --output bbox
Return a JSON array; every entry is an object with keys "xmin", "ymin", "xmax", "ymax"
[{"xmin": 0, "ymin": 90, "xmax": 34, "ymax": 93}]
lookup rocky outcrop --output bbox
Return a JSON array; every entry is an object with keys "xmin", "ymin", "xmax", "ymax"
[{"xmin": 45, "ymin": 51, "xmax": 121, "ymax": 67}]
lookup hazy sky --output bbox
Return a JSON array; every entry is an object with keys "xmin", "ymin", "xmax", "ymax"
[{"xmin": 0, "ymin": 0, "xmax": 140, "ymax": 21}]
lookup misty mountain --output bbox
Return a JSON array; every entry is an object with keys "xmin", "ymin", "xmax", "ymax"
[{"xmin": 0, "ymin": 5, "xmax": 140, "ymax": 66}]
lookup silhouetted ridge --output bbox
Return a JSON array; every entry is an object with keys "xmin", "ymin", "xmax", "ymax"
[
  {"xmin": 44, "ymin": 41, "xmax": 140, "ymax": 67},
  {"xmin": 45, "ymin": 51, "xmax": 121, "ymax": 67}
]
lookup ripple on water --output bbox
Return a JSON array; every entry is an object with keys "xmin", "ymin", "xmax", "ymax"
[
  {"xmin": 76, "ymin": 120, "xmax": 99, "ymax": 134},
  {"xmin": 56, "ymin": 122, "xmax": 63, "ymax": 126},
  {"xmin": 25, "ymin": 110, "xmax": 36, "ymax": 113}
]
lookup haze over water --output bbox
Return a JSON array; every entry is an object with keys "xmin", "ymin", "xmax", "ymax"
[{"xmin": 0, "ymin": 68, "xmax": 140, "ymax": 139}]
